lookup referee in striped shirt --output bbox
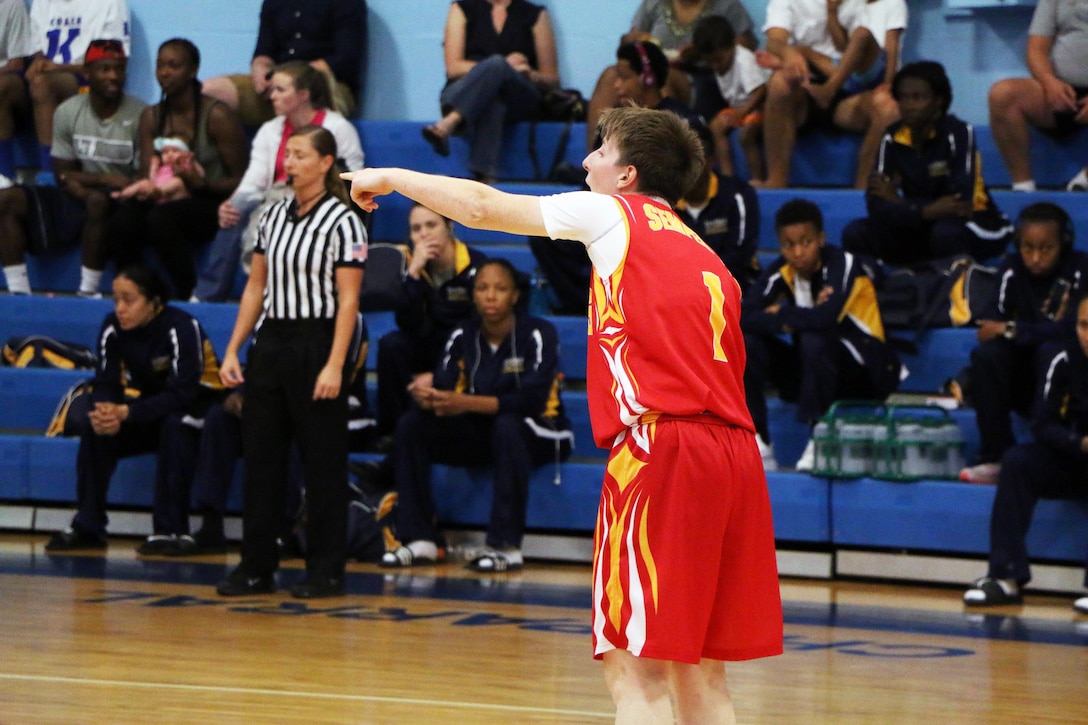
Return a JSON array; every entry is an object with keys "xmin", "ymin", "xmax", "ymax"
[{"xmin": 216, "ymin": 125, "xmax": 366, "ymax": 599}]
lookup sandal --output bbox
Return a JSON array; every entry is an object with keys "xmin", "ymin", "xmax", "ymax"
[
  {"xmin": 466, "ymin": 549, "xmax": 523, "ymax": 573},
  {"xmin": 422, "ymin": 125, "xmax": 450, "ymax": 157},
  {"xmin": 379, "ymin": 544, "xmax": 439, "ymax": 568}
]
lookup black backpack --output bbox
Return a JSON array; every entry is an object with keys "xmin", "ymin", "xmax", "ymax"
[
  {"xmin": 294, "ymin": 472, "xmax": 397, "ymax": 563},
  {"xmin": 3, "ymin": 335, "xmax": 97, "ymax": 370},
  {"xmin": 877, "ymin": 256, "xmax": 998, "ymax": 334}
]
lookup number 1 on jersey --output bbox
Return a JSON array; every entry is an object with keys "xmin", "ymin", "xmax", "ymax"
[{"xmin": 702, "ymin": 272, "xmax": 729, "ymax": 362}]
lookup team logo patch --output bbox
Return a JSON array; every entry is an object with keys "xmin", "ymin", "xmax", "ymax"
[
  {"xmin": 703, "ymin": 217, "xmax": 729, "ymax": 235},
  {"xmin": 502, "ymin": 356, "xmax": 526, "ymax": 374}
]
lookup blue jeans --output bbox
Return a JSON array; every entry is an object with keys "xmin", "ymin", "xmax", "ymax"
[{"xmin": 440, "ymin": 55, "xmax": 542, "ymax": 178}]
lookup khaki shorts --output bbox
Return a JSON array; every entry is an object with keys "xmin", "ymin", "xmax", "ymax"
[{"xmin": 227, "ymin": 73, "xmax": 357, "ymax": 127}]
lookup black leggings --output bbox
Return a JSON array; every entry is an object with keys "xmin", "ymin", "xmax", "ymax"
[{"xmin": 109, "ymin": 196, "xmax": 220, "ymax": 299}]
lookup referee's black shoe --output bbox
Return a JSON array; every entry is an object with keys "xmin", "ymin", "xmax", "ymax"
[
  {"xmin": 290, "ymin": 575, "xmax": 345, "ymax": 599},
  {"xmin": 45, "ymin": 528, "xmax": 107, "ymax": 552},
  {"xmin": 216, "ymin": 566, "xmax": 276, "ymax": 596}
]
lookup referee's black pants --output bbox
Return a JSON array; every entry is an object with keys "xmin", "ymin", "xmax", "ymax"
[
  {"xmin": 988, "ymin": 442, "xmax": 1088, "ymax": 587},
  {"xmin": 240, "ymin": 320, "xmax": 349, "ymax": 580}
]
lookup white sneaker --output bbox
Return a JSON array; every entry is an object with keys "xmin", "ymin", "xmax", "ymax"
[
  {"xmin": 756, "ymin": 435, "xmax": 778, "ymax": 472},
  {"xmin": 0, "ymin": 173, "xmax": 13, "ymax": 189},
  {"xmin": 794, "ymin": 438, "xmax": 816, "ymax": 472},
  {"xmin": 959, "ymin": 462, "xmax": 1001, "ymax": 484},
  {"xmin": 1074, "ymin": 595, "xmax": 1088, "ymax": 615}
]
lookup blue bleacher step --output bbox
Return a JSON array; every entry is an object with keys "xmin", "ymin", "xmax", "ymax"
[{"xmin": 832, "ymin": 477, "xmax": 1088, "ymax": 562}]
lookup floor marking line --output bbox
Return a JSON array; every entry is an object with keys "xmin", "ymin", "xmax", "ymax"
[{"xmin": 0, "ymin": 672, "xmax": 613, "ymax": 719}]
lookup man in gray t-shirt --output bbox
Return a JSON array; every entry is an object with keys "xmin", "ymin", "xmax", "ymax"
[
  {"xmin": 0, "ymin": 39, "xmax": 143, "ymax": 296},
  {"xmin": 989, "ymin": 0, "xmax": 1088, "ymax": 191}
]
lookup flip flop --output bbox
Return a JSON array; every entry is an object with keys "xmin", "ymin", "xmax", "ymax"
[{"xmin": 422, "ymin": 125, "xmax": 450, "ymax": 157}]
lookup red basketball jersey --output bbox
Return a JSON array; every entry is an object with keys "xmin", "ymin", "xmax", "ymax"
[{"xmin": 585, "ymin": 195, "xmax": 755, "ymax": 448}]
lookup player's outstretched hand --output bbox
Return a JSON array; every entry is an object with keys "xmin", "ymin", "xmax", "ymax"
[{"xmin": 340, "ymin": 169, "xmax": 393, "ymax": 212}]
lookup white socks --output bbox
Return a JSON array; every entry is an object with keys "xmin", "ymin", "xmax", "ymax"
[
  {"xmin": 79, "ymin": 267, "xmax": 103, "ymax": 297},
  {"xmin": 1011, "ymin": 180, "xmax": 1036, "ymax": 192},
  {"xmin": 3, "ymin": 263, "xmax": 30, "ymax": 294}
]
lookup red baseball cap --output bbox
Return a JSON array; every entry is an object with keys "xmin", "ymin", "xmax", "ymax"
[{"xmin": 84, "ymin": 39, "xmax": 126, "ymax": 65}]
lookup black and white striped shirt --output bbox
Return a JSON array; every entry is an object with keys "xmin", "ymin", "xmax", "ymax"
[{"xmin": 254, "ymin": 194, "xmax": 367, "ymax": 320}]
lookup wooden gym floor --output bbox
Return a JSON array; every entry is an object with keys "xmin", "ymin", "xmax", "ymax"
[{"xmin": 0, "ymin": 533, "xmax": 1086, "ymax": 724}]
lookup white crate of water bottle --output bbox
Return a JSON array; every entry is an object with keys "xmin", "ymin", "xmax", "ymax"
[
  {"xmin": 871, "ymin": 405, "xmax": 965, "ymax": 481},
  {"xmin": 811, "ymin": 402, "xmax": 889, "ymax": 478}
]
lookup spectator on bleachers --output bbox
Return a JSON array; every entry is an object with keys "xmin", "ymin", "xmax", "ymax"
[
  {"xmin": 216, "ymin": 125, "xmax": 366, "ymax": 599},
  {"xmin": 676, "ymin": 122, "xmax": 761, "ymax": 292},
  {"xmin": 44, "ymin": 263, "xmax": 225, "ymax": 555},
  {"xmin": 757, "ymin": 0, "xmax": 901, "ymax": 189},
  {"xmin": 375, "ymin": 203, "xmax": 488, "ymax": 443},
  {"xmin": 380, "ymin": 258, "xmax": 572, "ymax": 572},
  {"xmin": 190, "ymin": 61, "xmax": 365, "ymax": 303},
  {"xmin": 202, "ymin": 0, "xmax": 366, "ymax": 127},
  {"xmin": 612, "ymin": 40, "xmax": 703, "ymax": 130},
  {"xmin": 0, "ymin": 0, "xmax": 35, "ymax": 185},
  {"xmin": 742, "ymin": 197, "xmax": 901, "ymax": 471},
  {"xmin": 584, "ymin": 0, "xmax": 757, "ymax": 152},
  {"xmin": 804, "ymin": 0, "xmax": 906, "ymax": 114},
  {"xmin": 421, "ymin": 0, "xmax": 559, "ymax": 184},
  {"xmin": 955, "ymin": 202, "xmax": 1088, "ymax": 484},
  {"xmin": 188, "ymin": 314, "xmax": 374, "ymax": 555},
  {"xmin": 841, "ymin": 61, "xmax": 1015, "ymax": 267},
  {"xmin": 0, "ymin": 0, "xmax": 131, "ymax": 175},
  {"xmin": 0, "ymin": 39, "xmax": 143, "ymax": 297},
  {"xmin": 988, "ymin": 0, "xmax": 1088, "ymax": 192},
  {"xmin": 113, "ymin": 137, "xmax": 193, "ymax": 205},
  {"xmin": 690, "ymin": 15, "xmax": 769, "ymax": 179},
  {"xmin": 963, "ymin": 291, "xmax": 1088, "ymax": 614},
  {"xmin": 108, "ymin": 39, "xmax": 249, "ymax": 301}
]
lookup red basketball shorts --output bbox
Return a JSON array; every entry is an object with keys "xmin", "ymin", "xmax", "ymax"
[{"xmin": 591, "ymin": 415, "xmax": 783, "ymax": 664}]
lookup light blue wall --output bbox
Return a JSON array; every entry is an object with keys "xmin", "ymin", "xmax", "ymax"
[{"xmin": 118, "ymin": 0, "xmax": 1036, "ymax": 126}]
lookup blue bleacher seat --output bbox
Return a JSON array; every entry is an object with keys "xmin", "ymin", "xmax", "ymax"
[
  {"xmin": 0, "ymin": 368, "xmax": 87, "ymax": 431},
  {"xmin": 754, "ymin": 188, "xmax": 866, "ymax": 251},
  {"xmin": 832, "ymin": 477, "xmax": 1088, "ymax": 562},
  {"xmin": 0, "ymin": 435, "xmax": 29, "ymax": 499},
  {"xmin": 356, "ymin": 119, "xmax": 587, "ymax": 184},
  {"xmin": 976, "ymin": 126, "xmax": 1088, "ymax": 190}
]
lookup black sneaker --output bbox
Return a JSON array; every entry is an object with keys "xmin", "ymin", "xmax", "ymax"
[
  {"xmin": 216, "ymin": 567, "xmax": 276, "ymax": 596},
  {"xmin": 190, "ymin": 525, "xmax": 229, "ymax": 555},
  {"xmin": 964, "ymin": 577, "xmax": 1022, "ymax": 606},
  {"xmin": 137, "ymin": 534, "xmax": 178, "ymax": 556},
  {"xmin": 290, "ymin": 576, "xmax": 345, "ymax": 599},
  {"xmin": 45, "ymin": 529, "xmax": 107, "ymax": 552}
]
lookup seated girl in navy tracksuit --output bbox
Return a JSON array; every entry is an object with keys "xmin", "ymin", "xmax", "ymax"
[
  {"xmin": 964, "ymin": 292, "xmax": 1088, "ymax": 614},
  {"xmin": 742, "ymin": 198, "xmax": 901, "ymax": 471},
  {"xmin": 381, "ymin": 258, "xmax": 573, "ymax": 572},
  {"xmin": 45, "ymin": 263, "xmax": 223, "ymax": 555}
]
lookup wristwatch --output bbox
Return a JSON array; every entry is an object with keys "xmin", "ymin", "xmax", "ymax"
[{"xmin": 1003, "ymin": 321, "xmax": 1017, "ymax": 340}]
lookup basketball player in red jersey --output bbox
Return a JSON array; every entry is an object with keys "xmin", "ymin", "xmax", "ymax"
[{"xmin": 343, "ymin": 106, "xmax": 782, "ymax": 725}]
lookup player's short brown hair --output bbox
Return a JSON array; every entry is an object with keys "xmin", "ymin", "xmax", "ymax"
[{"xmin": 598, "ymin": 107, "xmax": 704, "ymax": 205}]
